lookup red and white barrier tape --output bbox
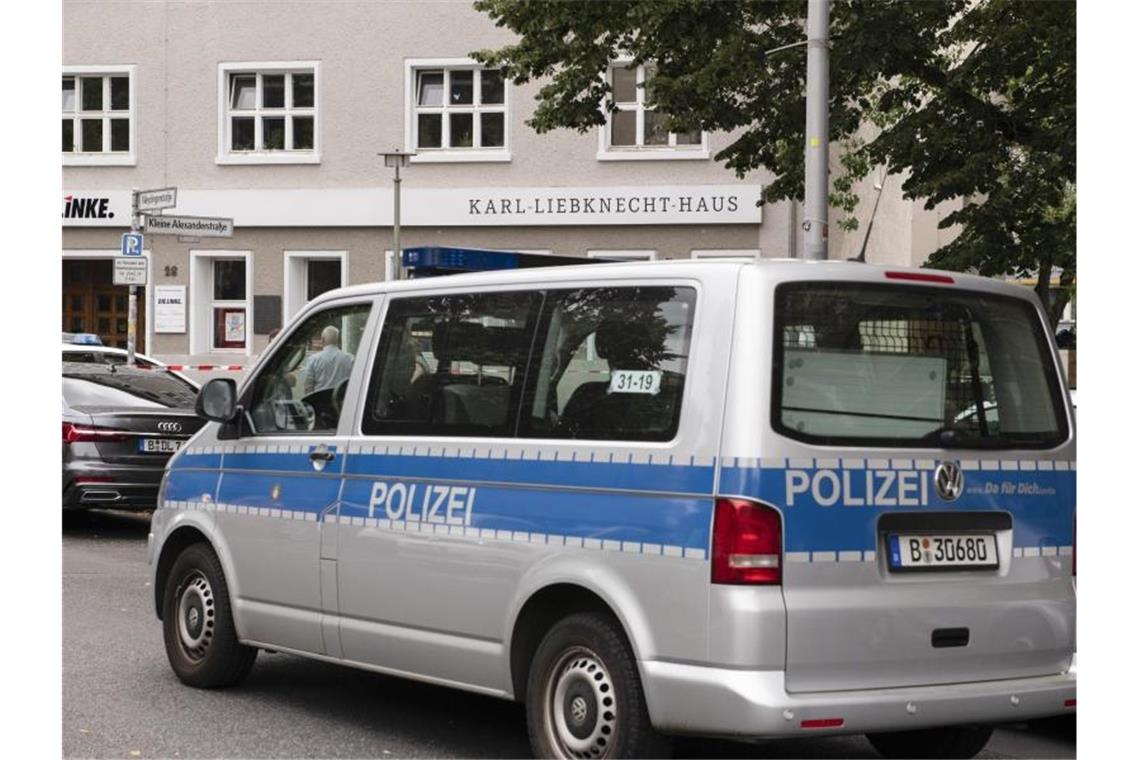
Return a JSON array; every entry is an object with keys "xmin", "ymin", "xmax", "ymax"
[{"xmin": 135, "ymin": 364, "xmax": 247, "ymax": 371}]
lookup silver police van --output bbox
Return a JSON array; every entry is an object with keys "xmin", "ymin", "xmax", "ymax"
[{"xmin": 149, "ymin": 259, "xmax": 1076, "ymax": 759}]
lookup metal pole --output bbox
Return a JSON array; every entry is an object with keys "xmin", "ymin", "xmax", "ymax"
[
  {"xmin": 855, "ymin": 177, "xmax": 885, "ymax": 263},
  {"xmin": 127, "ymin": 188, "xmax": 139, "ymax": 365},
  {"xmin": 803, "ymin": 0, "xmax": 830, "ymax": 260},
  {"xmin": 392, "ymin": 164, "xmax": 402, "ymax": 279}
]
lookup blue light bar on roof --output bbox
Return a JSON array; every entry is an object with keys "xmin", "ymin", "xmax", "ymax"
[{"xmin": 400, "ymin": 246, "xmax": 609, "ymax": 278}]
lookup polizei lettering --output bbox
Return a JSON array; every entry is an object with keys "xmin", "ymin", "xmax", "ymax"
[
  {"xmin": 785, "ymin": 469, "xmax": 929, "ymax": 507},
  {"xmin": 368, "ymin": 481, "xmax": 475, "ymax": 526}
]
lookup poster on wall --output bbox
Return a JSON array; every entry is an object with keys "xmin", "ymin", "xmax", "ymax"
[
  {"xmin": 224, "ymin": 310, "xmax": 246, "ymax": 343},
  {"xmin": 153, "ymin": 285, "xmax": 186, "ymax": 333},
  {"xmin": 213, "ymin": 307, "xmax": 246, "ymax": 349}
]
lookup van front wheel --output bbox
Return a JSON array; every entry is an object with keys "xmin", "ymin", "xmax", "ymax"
[
  {"xmin": 866, "ymin": 724, "xmax": 994, "ymax": 759},
  {"xmin": 161, "ymin": 542, "xmax": 257, "ymax": 688},
  {"xmin": 526, "ymin": 612, "xmax": 670, "ymax": 759}
]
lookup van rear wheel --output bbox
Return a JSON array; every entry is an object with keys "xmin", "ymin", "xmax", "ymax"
[
  {"xmin": 526, "ymin": 612, "xmax": 670, "ymax": 759},
  {"xmin": 866, "ymin": 724, "xmax": 994, "ymax": 759},
  {"xmin": 161, "ymin": 542, "xmax": 257, "ymax": 688}
]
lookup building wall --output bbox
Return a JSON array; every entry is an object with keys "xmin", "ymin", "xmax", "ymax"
[
  {"xmin": 63, "ymin": 0, "xmax": 954, "ymax": 363},
  {"xmin": 64, "ymin": 0, "xmax": 761, "ymax": 190}
]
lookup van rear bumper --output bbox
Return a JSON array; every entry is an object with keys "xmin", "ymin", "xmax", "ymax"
[{"xmin": 640, "ymin": 660, "xmax": 1076, "ymax": 737}]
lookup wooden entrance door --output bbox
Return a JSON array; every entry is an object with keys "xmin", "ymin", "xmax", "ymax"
[{"xmin": 62, "ymin": 259, "xmax": 146, "ymax": 351}]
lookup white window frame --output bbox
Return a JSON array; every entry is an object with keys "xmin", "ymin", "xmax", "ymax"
[
  {"xmin": 283, "ymin": 250, "xmax": 348, "ymax": 322},
  {"xmin": 189, "ymin": 250, "xmax": 253, "ymax": 355},
  {"xmin": 217, "ymin": 61, "xmax": 320, "ymax": 165},
  {"xmin": 691, "ymin": 248, "xmax": 761, "ymax": 259},
  {"xmin": 63, "ymin": 65, "xmax": 136, "ymax": 166},
  {"xmin": 586, "ymin": 250, "xmax": 658, "ymax": 261},
  {"xmin": 384, "ymin": 250, "xmax": 400, "ymax": 281},
  {"xmin": 597, "ymin": 60, "xmax": 708, "ymax": 162},
  {"xmin": 405, "ymin": 58, "xmax": 511, "ymax": 163}
]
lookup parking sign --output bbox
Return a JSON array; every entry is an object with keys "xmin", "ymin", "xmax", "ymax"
[{"xmin": 121, "ymin": 232, "xmax": 144, "ymax": 256}]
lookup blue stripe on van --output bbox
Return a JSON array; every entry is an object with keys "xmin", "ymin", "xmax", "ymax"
[
  {"xmin": 222, "ymin": 446, "xmax": 340, "ymax": 474},
  {"xmin": 170, "ymin": 444, "xmax": 1073, "ymax": 556},
  {"xmin": 343, "ymin": 452, "xmax": 715, "ymax": 494},
  {"xmin": 172, "ymin": 451, "xmax": 222, "ymax": 470},
  {"xmin": 720, "ymin": 462, "xmax": 1076, "ymax": 554},
  {"xmin": 165, "ymin": 469, "xmax": 221, "ymax": 502},
  {"xmin": 339, "ymin": 475, "xmax": 713, "ymax": 552},
  {"xmin": 217, "ymin": 471, "xmax": 340, "ymax": 514}
]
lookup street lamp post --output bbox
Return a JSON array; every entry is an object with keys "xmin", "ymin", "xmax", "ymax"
[
  {"xmin": 379, "ymin": 150, "xmax": 414, "ymax": 278},
  {"xmin": 803, "ymin": 0, "xmax": 830, "ymax": 260}
]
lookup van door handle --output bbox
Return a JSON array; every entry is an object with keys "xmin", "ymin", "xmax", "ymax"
[{"xmin": 309, "ymin": 449, "xmax": 335, "ymax": 463}]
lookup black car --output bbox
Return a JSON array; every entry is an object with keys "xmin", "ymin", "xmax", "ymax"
[{"xmin": 62, "ymin": 362, "xmax": 205, "ymax": 510}]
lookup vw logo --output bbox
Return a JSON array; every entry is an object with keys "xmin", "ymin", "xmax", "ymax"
[
  {"xmin": 158, "ymin": 421, "xmax": 183, "ymax": 433},
  {"xmin": 934, "ymin": 460, "xmax": 964, "ymax": 501},
  {"xmin": 569, "ymin": 696, "xmax": 589, "ymax": 725}
]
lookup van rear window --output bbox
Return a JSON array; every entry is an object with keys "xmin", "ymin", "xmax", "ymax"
[{"xmin": 772, "ymin": 282, "xmax": 1068, "ymax": 449}]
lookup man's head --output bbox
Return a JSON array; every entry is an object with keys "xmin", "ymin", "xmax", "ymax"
[{"xmin": 321, "ymin": 325, "xmax": 340, "ymax": 347}]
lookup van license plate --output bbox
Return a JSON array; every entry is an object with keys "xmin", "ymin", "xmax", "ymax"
[
  {"xmin": 139, "ymin": 438, "xmax": 182, "ymax": 454},
  {"xmin": 888, "ymin": 534, "xmax": 998, "ymax": 571}
]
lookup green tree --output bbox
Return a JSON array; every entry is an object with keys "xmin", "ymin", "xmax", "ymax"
[{"xmin": 473, "ymin": 0, "xmax": 1075, "ymax": 325}]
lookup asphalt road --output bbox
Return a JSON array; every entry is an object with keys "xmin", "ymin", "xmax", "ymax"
[{"xmin": 63, "ymin": 509, "xmax": 1076, "ymax": 759}]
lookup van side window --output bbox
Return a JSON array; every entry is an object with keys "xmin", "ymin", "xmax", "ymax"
[
  {"xmin": 245, "ymin": 303, "xmax": 372, "ymax": 434},
  {"xmin": 363, "ymin": 291, "xmax": 540, "ymax": 437},
  {"xmin": 521, "ymin": 286, "xmax": 696, "ymax": 442}
]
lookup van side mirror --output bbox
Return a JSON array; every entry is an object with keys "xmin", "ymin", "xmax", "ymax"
[{"xmin": 196, "ymin": 378, "xmax": 240, "ymax": 423}]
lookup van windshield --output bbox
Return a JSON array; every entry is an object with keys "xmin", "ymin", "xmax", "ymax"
[{"xmin": 772, "ymin": 282, "xmax": 1068, "ymax": 449}]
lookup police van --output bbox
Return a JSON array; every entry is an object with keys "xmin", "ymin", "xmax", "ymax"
[{"xmin": 148, "ymin": 259, "xmax": 1076, "ymax": 759}]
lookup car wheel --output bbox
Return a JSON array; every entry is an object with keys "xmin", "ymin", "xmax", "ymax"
[
  {"xmin": 161, "ymin": 542, "xmax": 257, "ymax": 688},
  {"xmin": 526, "ymin": 612, "xmax": 671, "ymax": 759},
  {"xmin": 866, "ymin": 724, "xmax": 994, "ymax": 759}
]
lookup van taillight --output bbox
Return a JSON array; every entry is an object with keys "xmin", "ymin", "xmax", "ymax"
[{"xmin": 711, "ymin": 498, "xmax": 782, "ymax": 585}]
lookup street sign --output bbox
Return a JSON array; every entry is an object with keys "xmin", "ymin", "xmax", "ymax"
[
  {"xmin": 121, "ymin": 232, "xmax": 144, "ymax": 256},
  {"xmin": 145, "ymin": 214, "xmax": 234, "ymax": 238},
  {"xmin": 136, "ymin": 187, "xmax": 178, "ymax": 212},
  {"xmin": 113, "ymin": 257, "xmax": 148, "ymax": 286}
]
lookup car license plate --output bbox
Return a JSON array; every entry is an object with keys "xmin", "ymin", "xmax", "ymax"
[
  {"xmin": 888, "ymin": 533, "xmax": 998, "ymax": 571},
  {"xmin": 139, "ymin": 438, "xmax": 182, "ymax": 454}
]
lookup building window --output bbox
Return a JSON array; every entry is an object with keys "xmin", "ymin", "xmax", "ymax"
[
  {"xmin": 211, "ymin": 260, "xmax": 248, "ymax": 350},
  {"xmin": 191, "ymin": 251, "xmax": 252, "ymax": 354},
  {"xmin": 406, "ymin": 59, "xmax": 510, "ymax": 163},
  {"xmin": 217, "ymin": 62, "xmax": 319, "ymax": 164},
  {"xmin": 597, "ymin": 62, "xmax": 708, "ymax": 162},
  {"xmin": 284, "ymin": 251, "xmax": 347, "ymax": 321},
  {"xmin": 586, "ymin": 250, "xmax": 658, "ymax": 261},
  {"xmin": 62, "ymin": 66, "xmax": 135, "ymax": 166}
]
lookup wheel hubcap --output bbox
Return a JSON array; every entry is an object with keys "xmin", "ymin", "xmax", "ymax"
[
  {"xmin": 176, "ymin": 571, "xmax": 216, "ymax": 661},
  {"xmin": 546, "ymin": 647, "xmax": 617, "ymax": 758}
]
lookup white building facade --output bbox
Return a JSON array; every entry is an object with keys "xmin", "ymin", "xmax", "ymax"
[{"xmin": 62, "ymin": 0, "xmax": 953, "ymax": 363}]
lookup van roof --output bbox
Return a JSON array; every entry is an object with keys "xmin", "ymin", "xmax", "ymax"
[{"xmin": 310, "ymin": 257, "xmax": 1032, "ymax": 308}]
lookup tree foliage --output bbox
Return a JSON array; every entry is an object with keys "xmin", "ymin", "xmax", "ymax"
[{"xmin": 473, "ymin": 0, "xmax": 1076, "ymax": 324}]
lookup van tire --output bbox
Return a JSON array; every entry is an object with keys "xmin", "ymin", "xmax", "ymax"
[
  {"xmin": 161, "ymin": 542, "xmax": 257, "ymax": 688},
  {"xmin": 866, "ymin": 724, "xmax": 994, "ymax": 759},
  {"xmin": 526, "ymin": 612, "xmax": 671, "ymax": 759}
]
